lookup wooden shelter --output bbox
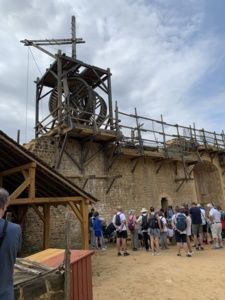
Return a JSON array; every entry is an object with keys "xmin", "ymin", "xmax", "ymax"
[{"xmin": 0, "ymin": 130, "xmax": 98, "ymax": 249}]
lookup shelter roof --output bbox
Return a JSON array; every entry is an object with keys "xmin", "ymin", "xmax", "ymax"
[{"xmin": 0, "ymin": 130, "xmax": 98, "ymax": 202}]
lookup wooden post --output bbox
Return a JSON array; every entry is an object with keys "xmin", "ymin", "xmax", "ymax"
[
  {"xmin": 35, "ymin": 78, "xmax": 40, "ymax": 138},
  {"xmin": 80, "ymin": 200, "xmax": 89, "ymax": 249},
  {"xmin": 43, "ymin": 204, "xmax": 50, "ymax": 249},
  {"xmin": 107, "ymin": 68, "xmax": 113, "ymax": 130},
  {"xmin": 64, "ymin": 212, "xmax": 71, "ymax": 300},
  {"xmin": 57, "ymin": 50, "xmax": 62, "ymax": 126},
  {"xmin": 29, "ymin": 165, "xmax": 36, "ymax": 199}
]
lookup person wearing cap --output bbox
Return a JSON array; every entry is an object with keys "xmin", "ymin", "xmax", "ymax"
[
  {"xmin": 0, "ymin": 188, "xmax": 22, "ymax": 300},
  {"xmin": 207, "ymin": 203, "xmax": 223, "ymax": 249},
  {"xmin": 137, "ymin": 208, "xmax": 149, "ymax": 251}
]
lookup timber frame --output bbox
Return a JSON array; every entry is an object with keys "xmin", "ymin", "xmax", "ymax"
[{"xmin": 0, "ymin": 131, "xmax": 98, "ymax": 250}]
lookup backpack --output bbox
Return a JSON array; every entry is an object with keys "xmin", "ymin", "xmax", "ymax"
[
  {"xmin": 149, "ymin": 215, "xmax": 158, "ymax": 229},
  {"xmin": 176, "ymin": 214, "xmax": 187, "ymax": 231},
  {"xmin": 141, "ymin": 215, "xmax": 149, "ymax": 230},
  {"xmin": 128, "ymin": 216, "xmax": 135, "ymax": 231},
  {"xmin": 221, "ymin": 211, "xmax": 225, "ymax": 221},
  {"xmin": 115, "ymin": 213, "xmax": 121, "ymax": 226}
]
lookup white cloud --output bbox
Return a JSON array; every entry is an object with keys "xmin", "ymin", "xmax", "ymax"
[{"xmin": 0, "ymin": 0, "xmax": 225, "ymax": 143}]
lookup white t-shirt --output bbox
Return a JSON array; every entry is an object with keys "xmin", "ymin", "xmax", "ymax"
[
  {"xmin": 167, "ymin": 228, "xmax": 174, "ymax": 237},
  {"xmin": 200, "ymin": 208, "xmax": 206, "ymax": 225},
  {"xmin": 186, "ymin": 215, "xmax": 192, "ymax": 236},
  {"xmin": 209, "ymin": 208, "xmax": 221, "ymax": 223},
  {"xmin": 113, "ymin": 212, "xmax": 127, "ymax": 231},
  {"xmin": 160, "ymin": 216, "xmax": 167, "ymax": 233}
]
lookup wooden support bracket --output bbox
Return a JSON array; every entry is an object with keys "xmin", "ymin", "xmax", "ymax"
[
  {"xmin": 131, "ymin": 158, "xmax": 140, "ymax": 173},
  {"xmin": 64, "ymin": 149, "xmax": 82, "ymax": 171},
  {"xmin": 84, "ymin": 145, "xmax": 104, "ymax": 167},
  {"xmin": 106, "ymin": 175, "xmax": 122, "ymax": 194},
  {"xmin": 155, "ymin": 160, "xmax": 164, "ymax": 174},
  {"xmin": 68, "ymin": 201, "xmax": 82, "ymax": 223},
  {"xmin": 82, "ymin": 178, "xmax": 89, "ymax": 189},
  {"xmin": 32, "ymin": 204, "xmax": 44, "ymax": 222},
  {"xmin": 55, "ymin": 133, "xmax": 68, "ymax": 170}
]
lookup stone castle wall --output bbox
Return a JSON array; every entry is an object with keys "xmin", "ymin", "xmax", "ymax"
[{"xmin": 23, "ymin": 136, "xmax": 225, "ymax": 252}]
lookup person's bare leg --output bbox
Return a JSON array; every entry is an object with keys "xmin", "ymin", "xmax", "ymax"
[
  {"xmin": 117, "ymin": 238, "xmax": 121, "ymax": 253},
  {"xmin": 186, "ymin": 236, "xmax": 192, "ymax": 253},
  {"xmin": 193, "ymin": 234, "xmax": 198, "ymax": 249},
  {"xmin": 150, "ymin": 236, "xmax": 155, "ymax": 254},
  {"xmin": 198, "ymin": 233, "xmax": 204, "ymax": 248},
  {"xmin": 177, "ymin": 243, "xmax": 181, "ymax": 255},
  {"xmin": 155, "ymin": 237, "xmax": 160, "ymax": 253},
  {"xmin": 183, "ymin": 242, "xmax": 191, "ymax": 256}
]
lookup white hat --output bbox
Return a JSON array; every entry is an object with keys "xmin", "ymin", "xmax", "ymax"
[
  {"xmin": 141, "ymin": 208, "xmax": 147, "ymax": 213},
  {"xmin": 206, "ymin": 203, "xmax": 213, "ymax": 208}
]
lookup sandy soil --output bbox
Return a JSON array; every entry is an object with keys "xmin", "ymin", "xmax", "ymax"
[{"xmin": 92, "ymin": 244, "xmax": 225, "ymax": 300}]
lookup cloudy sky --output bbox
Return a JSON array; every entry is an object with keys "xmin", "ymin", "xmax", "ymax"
[{"xmin": 0, "ymin": 0, "xmax": 225, "ymax": 143}]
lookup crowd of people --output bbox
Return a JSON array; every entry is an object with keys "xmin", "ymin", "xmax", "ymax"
[{"xmin": 89, "ymin": 202, "xmax": 225, "ymax": 257}]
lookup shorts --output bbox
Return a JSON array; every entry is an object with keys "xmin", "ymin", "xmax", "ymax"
[
  {"xmin": 95, "ymin": 230, "xmax": 102, "ymax": 237},
  {"xmin": 117, "ymin": 230, "xmax": 128, "ymax": 239},
  {"xmin": 211, "ymin": 223, "xmax": 222, "ymax": 239},
  {"xmin": 203, "ymin": 224, "xmax": 207, "ymax": 233},
  {"xmin": 149, "ymin": 228, "xmax": 160, "ymax": 237},
  {"xmin": 175, "ymin": 231, "xmax": 187, "ymax": 243},
  {"xmin": 192, "ymin": 224, "xmax": 203, "ymax": 235}
]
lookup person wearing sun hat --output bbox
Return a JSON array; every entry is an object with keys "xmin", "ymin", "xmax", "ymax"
[{"xmin": 137, "ymin": 208, "xmax": 149, "ymax": 251}]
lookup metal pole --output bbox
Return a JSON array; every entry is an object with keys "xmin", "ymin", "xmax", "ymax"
[{"xmin": 71, "ymin": 16, "xmax": 76, "ymax": 59}]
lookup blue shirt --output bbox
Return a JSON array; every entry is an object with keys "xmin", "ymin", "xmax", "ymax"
[
  {"xmin": 0, "ymin": 219, "xmax": 21, "ymax": 300},
  {"xmin": 93, "ymin": 217, "xmax": 103, "ymax": 232},
  {"xmin": 189, "ymin": 207, "xmax": 202, "ymax": 225}
]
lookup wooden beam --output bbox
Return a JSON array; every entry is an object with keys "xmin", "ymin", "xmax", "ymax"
[
  {"xmin": 155, "ymin": 161, "xmax": 164, "ymax": 174},
  {"xmin": 17, "ymin": 206, "xmax": 28, "ymax": 225},
  {"xmin": 32, "ymin": 204, "xmax": 44, "ymax": 223},
  {"xmin": 10, "ymin": 177, "xmax": 30, "ymax": 200},
  {"xmin": 0, "ymin": 162, "xmax": 36, "ymax": 177},
  {"xmin": 106, "ymin": 175, "xmax": 122, "ymax": 194},
  {"xmin": 43, "ymin": 204, "xmax": 50, "ymax": 249},
  {"xmin": 131, "ymin": 159, "xmax": 139, "ymax": 173},
  {"xmin": 29, "ymin": 166, "xmax": 36, "ymax": 199},
  {"xmin": 68, "ymin": 201, "xmax": 82, "ymax": 222},
  {"xmin": 175, "ymin": 178, "xmax": 194, "ymax": 182},
  {"xmin": 80, "ymin": 200, "xmax": 89, "ymax": 249},
  {"xmin": 10, "ymin": 196, "xmax": 84, "ymax": 205},
  {"xmin": 22, "ymin": 170, "xmax": 29, "ymax": 179}
]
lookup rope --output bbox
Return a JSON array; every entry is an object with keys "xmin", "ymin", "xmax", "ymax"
[
  {"xmin": 29, "ymin": 48, "xmax": 42, "ymax": 76},
  {"xmin": 28, "ymin": 48, "xmax": 43, "ymax": 123}
]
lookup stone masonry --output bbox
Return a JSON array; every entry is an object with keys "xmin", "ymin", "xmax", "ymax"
[{"xmin": 22, "ymin": 136, "xmax": 225, "ymax": 252}]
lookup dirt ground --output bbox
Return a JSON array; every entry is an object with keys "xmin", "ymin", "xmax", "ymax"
[{"xmin": 92, "ymin": 244, "xmax": 225, "ymax": 300}]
